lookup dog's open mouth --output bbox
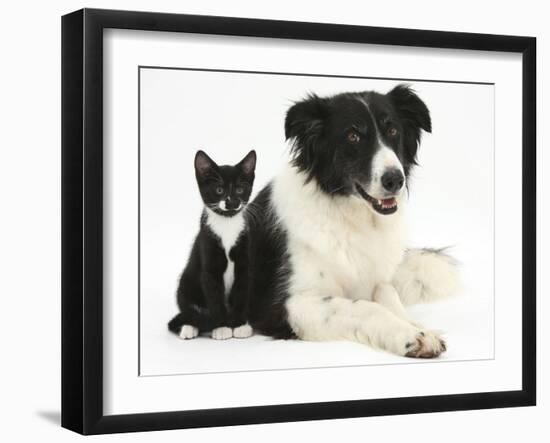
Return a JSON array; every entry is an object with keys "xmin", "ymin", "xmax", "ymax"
[{"xmin": 356, "ymin": 184, "xmax": 398, "ymax": 215}]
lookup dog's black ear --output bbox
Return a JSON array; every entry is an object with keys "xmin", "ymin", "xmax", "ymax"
[
  {"xmin": 388, "ymin": 84, "xmax": 431, "ymax": 133},
  {"xmin": 285, "ymin": 94, "xmax": 328, "ymax": 175},
  {"xmin": 387, "ymin": 85, "xmax": 431, "ymax": 169}
]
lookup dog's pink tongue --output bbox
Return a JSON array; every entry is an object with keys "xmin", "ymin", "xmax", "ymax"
[{"xmin": 381, "ymin": 197, "xmax": 396, "ymax": 205}]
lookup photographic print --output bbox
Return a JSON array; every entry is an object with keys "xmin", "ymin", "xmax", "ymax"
[
  {"xmin": 62, "ymin": 9, "xmax": 535, "ymax": 434},
  {"xmin": 138, "ymin": 67, "xmax": 494, "ymax": 376}
]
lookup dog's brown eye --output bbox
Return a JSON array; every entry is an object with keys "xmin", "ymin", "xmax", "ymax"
[
  {"xmin": 347, "ymin": 131, "xmax": 361, "ymax": 144},
  {"xmin": 388, "ymin": 127, "xmax": 398, "ymax": 137}
]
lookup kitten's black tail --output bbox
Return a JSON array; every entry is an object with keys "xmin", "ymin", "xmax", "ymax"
[{"xmin": 168, "ymin": 313, "xmax": 185, "ymax": 334}]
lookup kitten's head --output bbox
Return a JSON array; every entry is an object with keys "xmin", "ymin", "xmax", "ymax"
[{"xmin": 194, "ymin": 150, "xmax": 256, "ymax": 217}]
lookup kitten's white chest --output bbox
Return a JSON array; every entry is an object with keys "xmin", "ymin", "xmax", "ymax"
[{"xmin": 205, "ymin": 209, "xmax": 245, "ymax": 295}]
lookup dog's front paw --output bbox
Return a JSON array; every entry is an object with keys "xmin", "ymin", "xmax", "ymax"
[
  {"xmin": 233, "ymin": 323, "xmax": 253, "ymax": 338},
  {"xmin": 179, "ymin": 325, "xmax": 199, "ymax": 340},
  {"xmin": 212, "ymin": 326, "xmax": 233, "ymax": 340},
  {"xmin": 404, "ymin": 331, "xmax": 446, "ymax": 358}
]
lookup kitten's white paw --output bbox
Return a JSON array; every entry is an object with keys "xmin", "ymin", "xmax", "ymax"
[
  {"xmin": 212, "ymin": 327, "xmax": 233, "ymax": 340},
  {"xmin": 233, "ymin": 323, "xmax": 253, "ymax": 338},
  {"xmin": 179, "ymin": 325, "xmax": 199, "ymax": 340}
]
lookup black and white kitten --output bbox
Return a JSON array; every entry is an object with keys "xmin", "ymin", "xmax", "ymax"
[{"xmin": 168, "ymin": 150, "xmax": 256, "ymax": 340}]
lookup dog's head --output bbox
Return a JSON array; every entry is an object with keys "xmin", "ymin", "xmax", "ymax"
[{"xmin": 285, "ymin": 84, "xmax": 431, "ymax": 215}]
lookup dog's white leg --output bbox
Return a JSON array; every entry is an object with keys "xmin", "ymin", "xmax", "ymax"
[
  {"xmin": 373, "ymin": 283, "xmax": 425, "ymax": 329},
  {"xmin": 286, "ymin": 293, "xmax": 446, "ymax": 358},
  {"xmin": 373, "ymin": 283, "xmax": 410, "ymax": 321}
]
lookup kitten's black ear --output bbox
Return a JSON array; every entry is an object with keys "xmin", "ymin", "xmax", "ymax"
[
  {"xmin": 194, "ymin": 150, "xmax": 217, "ymax": 177},
  {"xmin": 387, "ymin": 84, "xmax": 431, "ymax": 169},
  {"xmin": 285, "ymin": 94, "xmax": 328, "ymax": 173},
  {"xmin": 238, "ymin": 150, "xmax": 256, "ymax": 176}
]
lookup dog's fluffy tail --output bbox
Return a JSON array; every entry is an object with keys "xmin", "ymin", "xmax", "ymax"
[{"xmin": 392, "ymin": 247, "xmax": 461, "ymax": 306}]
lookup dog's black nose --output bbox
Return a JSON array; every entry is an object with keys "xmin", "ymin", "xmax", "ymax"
[{"xmin": 381, "ymin": 169, "xmax": 404, "ymax": 193}]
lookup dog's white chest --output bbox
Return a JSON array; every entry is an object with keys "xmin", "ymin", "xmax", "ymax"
[
  {"xmin": 205, "ymin": 209, "xmax": 245, "ymax": 295},
  {"xmin": 273, "ymin": 166, "xmax": 406, "ymax": 299}
]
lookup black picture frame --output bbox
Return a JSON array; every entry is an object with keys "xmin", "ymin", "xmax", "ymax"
[{"xmin": 61, "ymin": 8, "xmax": 536, "ymax": 435}]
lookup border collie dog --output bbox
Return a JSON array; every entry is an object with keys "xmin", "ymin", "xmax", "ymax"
[{"xmin": 246, "ymin": 85, "xmax": 460, "ymax": 358}]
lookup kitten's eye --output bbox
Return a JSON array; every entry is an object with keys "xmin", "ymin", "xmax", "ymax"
[
  {"xmin": 235, "ymin": 186, "xmax": 244, "ymax": 195},
  {"xmin": 388, "ymin": 127, "xmax": 398, "ymax": 137},
  {"xmin": 346, "ymin": 131, "xmax": 361, "ymax": 144},
  {"xmin": 215, "ymin": 186, "xmax": 224, "ymax": 195}
]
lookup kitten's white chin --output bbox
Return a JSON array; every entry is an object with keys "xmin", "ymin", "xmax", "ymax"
[{"xmin": 217, "ymin": 201, "xmax": 244, "ymax": 212}]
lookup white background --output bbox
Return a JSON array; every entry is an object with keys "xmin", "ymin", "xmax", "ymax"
[
  {"xmin": 139, "ymin": 68, "xmax": 495, "ymax": 376},
  {"xmin": 0, "ymin": 1, "xmax": 547, "ymax": 442}
]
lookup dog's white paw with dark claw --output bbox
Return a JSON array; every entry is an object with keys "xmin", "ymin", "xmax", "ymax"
[
  {"xmin": 212, "ymin": 327, "xmax": 233, "ymax": 340},
  {"xmin": 179, "ymin": 325, "xmax": 199, "ymax": 340},
  {"xmin": 404, "ymin": 330, "xmax": 446, "ymax": 358},
  {"xmin": 233, "ymin": 323, "xmax": 253, "ymax": 338}
]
